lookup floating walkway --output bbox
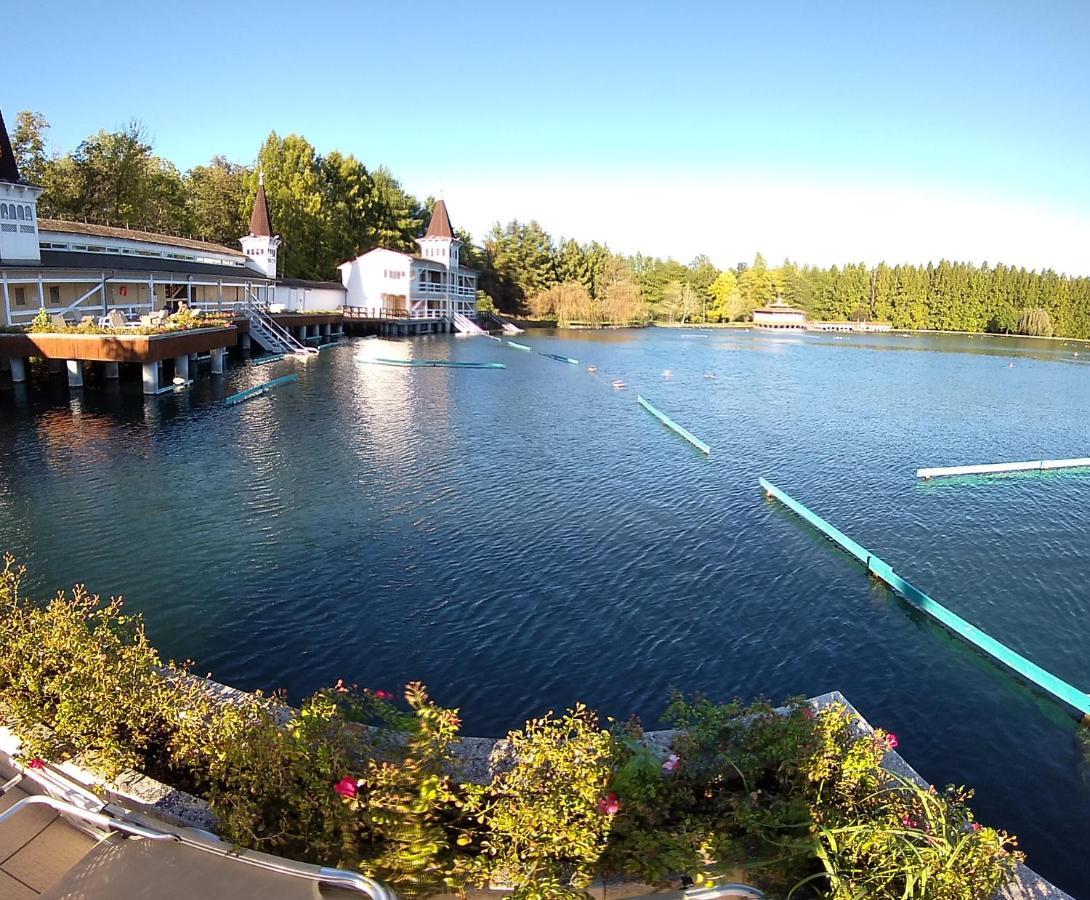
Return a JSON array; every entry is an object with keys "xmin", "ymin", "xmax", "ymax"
[
  {"xmin": 759, "ymin": 477, "xmax": 1090, "ymax": 720},
  {"xmin": 637, "ymin": 395, "xmax": 711, "ymax": 455},
  {"xmin": 917, "ymin": 457, "xmax": 1090, "ymax": 479},
  {"xmin": 539, "ymin": 352, "xmax": 578, "ymax": 365},
  {"xmin": 369, "ymin": 358, "xmax": 505, "ymax": 369},
  {"xmin": 506, "ymin": 340, "xmax": 532, "ymax": 351},
  {"xmin": 224, "ymin": 374, "xmax": 299, "ymax": 406},
  {"xmin": 155, "ymin": 379, "xmax": 192, "ymax": 395},
  {"xmin": 251, "ymin": 354, "xmax": 287, "ymax": 367}
]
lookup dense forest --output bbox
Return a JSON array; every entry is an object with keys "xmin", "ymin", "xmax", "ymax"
[{"xmin": 10, "ymin": 110, "xmax": 1090, "ymax": 337}]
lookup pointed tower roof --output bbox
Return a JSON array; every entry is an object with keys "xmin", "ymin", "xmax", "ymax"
[
  {"xmin": 248, "ymin": 172, "xmax": 273, "ymax": 236},
  {"xmin": 424, "ymin": 199, "xmax": 454, "ymax": 239},
  {"xmin": 0, "ymin": 108, "xmax": 21, "ymax": 184}
]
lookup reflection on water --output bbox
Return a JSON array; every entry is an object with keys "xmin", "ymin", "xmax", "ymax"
[{"xmin": 3, "ymin": 330, "xmax": 1090, "ymax": 894}]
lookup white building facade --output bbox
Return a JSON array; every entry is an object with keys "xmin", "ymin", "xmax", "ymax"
[{"xmin": 338, "ymin": 200, "xmax": 477, "ymax": 319}]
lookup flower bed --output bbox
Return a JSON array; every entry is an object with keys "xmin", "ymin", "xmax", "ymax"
[
  {"xmin": 0, "ymin": 556, "xmax": 1061, "ymax": 899},
  {"xmin": 20, "ymin": 306, "xmax": 233, "ymax": 336}
]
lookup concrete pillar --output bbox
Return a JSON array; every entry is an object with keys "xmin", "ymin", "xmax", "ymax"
[
  {"xmin": 240, "ymin": 333, "xmax": 251, "ymax": 351},
  {"xmin": 104, "ymin": 362, "xmax": 119, "ymax": 379},
  {"xmin": 174, "ymin": 354, "xmax": 189, "ymax": 382},
  {"xmin": 296, "ymin": 326, "xmax": 306, "ymax": 341},
  {"xmin": 320, "ymin": 323, "xmax": 330, "ymax": 339},
  {"xmin": 66, "ymin": 360, "xmax": 84, "ymax": 388},
  {"xmin": 210, "ymin": 348, "xmax": 226, "ymax": 375},
  {"xmin": 142, "ymin": 362, "xmax": 160, "ymax": 395},
  {"xmin": 9, "ymin": 357, "xmax": 26, "ymax": 383},
  {"xmin": 48, "ymin": 359, "xmax": 62, "ymax": 374}
]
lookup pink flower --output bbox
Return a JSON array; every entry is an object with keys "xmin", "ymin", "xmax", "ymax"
[
  {"xmin": 27, "ymin": 759, "xmax": 45, "ymax": 771},
  {"xmin": 804, "ymin": 707, "xmax": 816, "ymax": 720},
  {"xmin": 971, "ymin": 822, "xmax": 982, "ymax": 833},
  {"xmin": 374, "ymin": 689, "xmax": 394, "ymax": 702},
  {"xmin": 901, "ymin": 814, "xmax": 918, "ymax": 828},
  {"xmin": 597, "ymin": 793, "xmax": 620, "ymax": 816},
  {"xmin": 662, "ymin": 754, "xmax": 681, "ymax": 773},
  {"xmin": 885, "ymin": 732, "xmax": 899, "ymax": 750},
  {"xmin": 334, "ymin": 777, "xmax": 358, "ymax": 799}
]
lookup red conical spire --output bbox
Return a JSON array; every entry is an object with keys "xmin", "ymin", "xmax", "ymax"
[
  {"xmin": 424, "ymin": 199, "xmax": 453, "ymax": 239},
  {"xmin": 249, "ymin": 172, "xmax": 273, "ymax": 237}
]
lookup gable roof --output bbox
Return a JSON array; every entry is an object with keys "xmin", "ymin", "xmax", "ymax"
[
  {"xmin": 423, "ymin": 199, "xmax": 453, "ymax": 239},
  {"xmin": 38, "ymin": 219, "xmax": 245, "ymax": 257},
  {"xmin": 0, "ymin": 108, "xmax": 20, "ymax": 183},
  {"xmin": 249, "ymin": 174, "xmax": 273, "ymax": 237}
]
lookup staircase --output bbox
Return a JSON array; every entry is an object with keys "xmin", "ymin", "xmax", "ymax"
[
  {"xmin": 482, "ymin": 311, "xmax": 524, "ymax": 335},
  {"xmin": 450, "ymin": 312, "xmax": 487, "ymax": 335},
  {"xmin": 241, "ymin": 292, "xmax": 318, "ymax": 356}
]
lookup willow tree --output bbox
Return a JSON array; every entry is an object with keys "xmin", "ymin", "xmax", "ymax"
[{"xmin": 1017, "ymin": 307, "xmax": 1054, "ymax": 337}]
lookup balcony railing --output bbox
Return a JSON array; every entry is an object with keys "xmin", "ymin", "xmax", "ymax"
[
  {"xmin": 343, "ymin": 306, "xmax": 442, "ymax": 321},
  {"xmin": 412, "ymin": 284, "xmax": 476, "ymax": 298}
]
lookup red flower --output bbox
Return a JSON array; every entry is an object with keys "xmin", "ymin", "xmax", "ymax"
[
  {"xmin": 662, "ymin": 754, "xmax": 681, "ymax": 773},
  {"xmin": 374, "ymin": 689, "xmax": 394, "ymax": 702},
  {"xmin": 597, "ymin": 793, "xmax": 620, "ymax": 816},
  {"xmin": 901, "ymin": 814, "xmax": 918, "ymax": 828},
  {"xmin": 26, "ymin": 759, "xmax": 45, "ymax": 771},
  {"xmin": 971, "ymin": 822, "xmax": 982, "ymax": 833},
  {"xmin": 885, "ymin": 732, "xmax": 899, "ymax": 750},
  {"xmin": 803, "ymin": 707, "xmax": 816, "ymax": 720},
  {"xmin": 334, "ymin": 777, "xmax": 358, "ymax": 799}
]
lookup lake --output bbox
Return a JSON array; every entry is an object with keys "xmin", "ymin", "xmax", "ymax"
[{"xmin": 3, "ymin": 327, "xmax": 1090, "ymax": 894}]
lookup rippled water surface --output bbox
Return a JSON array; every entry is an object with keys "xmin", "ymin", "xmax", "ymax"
[{"xmin": 4, "ymin": 328, "xmax": 1090, "ymax": 893}]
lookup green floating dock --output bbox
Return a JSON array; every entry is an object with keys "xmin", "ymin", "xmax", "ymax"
[
  {"xmin": 638, "ymin": 395, "xmax": 711, "ymax": 455},
  {"xmin": 506, "ymin": 340, "xmax": 532, "ymax": 351},
  {"xmin": 759, "ymin": 477, "xmax": 1090, "ymax": 720},
  {"xmin": 225, "ymin": 374, "xmax": 299, "ymax": 406},
  {"xmin": 251, "ymin": 354, "xmax": 287, "ymax": 366},
  {"xmin": 370, "ymin": 358, "xmax": 505, "ymax": 369},
  {"xmin": 539, "ymin": 351, "xmax": 578, "ymax": 365}
]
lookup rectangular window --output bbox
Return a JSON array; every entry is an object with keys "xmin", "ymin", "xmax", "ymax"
[
  {"xmin": 13, "ymin": 287, "xmax": 26, "ymax": 307},
  {"xmin": 49, "ymin": 286, "xmax": 60, "ymax": 304}
]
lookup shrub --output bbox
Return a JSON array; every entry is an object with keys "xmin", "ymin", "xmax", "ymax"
[
  {"xmin": 805, "ymin": 705, "xmax": 1021, "ymax": 899},
  {"xmin": 604, "ymin": 695, "xmax": 819, "ymax": 890},
  {"xmin": 0, "ymin": 556, "xmax": 195, "ymax": 779},
  {"xmin": 464, "ymin": 704, "xmax": 615, "ymax": 897}
]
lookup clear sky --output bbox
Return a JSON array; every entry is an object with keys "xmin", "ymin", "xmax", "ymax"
[{"xmin": 8, "ymin": 0, "xmax": 1090, "ymax": 272}]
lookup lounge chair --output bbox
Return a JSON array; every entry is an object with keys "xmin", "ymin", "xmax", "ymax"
[
  {"xmin": 77, "ymin": 315, "xmax": 96, "ymax": 328},
  {"xmin": 0, "ymin": 758, "xmax": 395, "ymax": 900},
  {"xmin": 106, "ymin": 309, "xmax": 128, "ymax": 329},
  {"xmin": 50, "ymin": 313, "xmax": 69, "ymax": 331}
]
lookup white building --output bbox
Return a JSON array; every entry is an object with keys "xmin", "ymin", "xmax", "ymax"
[
  {"xmin": 752, "ymin": 299, "xmax": 807, "ymax": 330},
  {"xmin": 338, "ymin": 200, "xmax": 478, "ymax": 322},
  {"xmin": 0, "ymin": 106, "xmax": 346, "ymax": 327}
]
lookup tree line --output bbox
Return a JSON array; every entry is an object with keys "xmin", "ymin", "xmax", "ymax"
[{"xmin": 10, "ymin": 110, "xmax": 1090, "ymax": 337}]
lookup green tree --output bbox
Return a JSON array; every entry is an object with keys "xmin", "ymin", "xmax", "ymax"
[
  {"xmin": 185, "ymin": 156, "xmax": 249, "ymax": 246},
  {"xmin": 11, "ymin": 111, "xmax": 49, "ymax": 186}
]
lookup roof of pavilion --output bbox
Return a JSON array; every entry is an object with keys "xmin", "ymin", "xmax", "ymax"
[{"xmin": 38, "ymin": 219, "xmax": 245, "ymax": 257}]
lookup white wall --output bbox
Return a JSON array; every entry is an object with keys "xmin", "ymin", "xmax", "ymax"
[
  {"xmin": 339, "ymin": 249, "xmax": 411, "ymax": 310},
  {"xmin": 270, "ymin": 284, "xmax": 345, "ymax": 311}
]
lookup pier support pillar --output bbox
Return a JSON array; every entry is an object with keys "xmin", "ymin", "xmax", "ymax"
[
  {"xmin": 48, "ymin": 359, "xmax": 62, "ymax": 374},
  {"xmin": 210, "ymin": 348, "xmax": 226, "ymax": 375},
  {"xmin": 174, "ymin": 354, "xmax": 189, "ymax": 382},
  {"xmin": 9, "ymin": 357, "xmax": 26, "ymax": 383},
  {"xmin": 66, "ymin": 360, "xmax": 84, "ymax": 388},
  {"xmin": 320, "ymin": 323, "xmax": 330, "ymax": 340},
  {"xmin": 104, "ymin": 362, "xmax": 119, "ymax": 379},
  {"xmin": 142, "ymin": 362, "xmax": 160, "ymax": 395}
]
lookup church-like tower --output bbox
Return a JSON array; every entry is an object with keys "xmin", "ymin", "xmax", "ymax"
[
  {"xmin": 0, "ymin": 108, "xmax": 43, "ymax": 264},
  {"xmin": 240, "ymin": 172, "xmax": 280, "ymax": 278},
  {"xmin": 415, "ymin": 200, "xmax": 461, "ymax": 317}
]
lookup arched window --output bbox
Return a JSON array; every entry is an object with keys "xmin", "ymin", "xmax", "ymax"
[
  {"xmin": 0, "ymin": 204, "xmax": 7, "ymax": 218},
  {"xmin": 16, "ymin": 206, "xmax": 24, "ymax": 221},
  {"xmin": 24, "ymin": 205, "xmax": 32, "ymax": 220}
]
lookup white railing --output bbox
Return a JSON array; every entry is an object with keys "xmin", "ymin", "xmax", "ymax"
[
  {"xmin": 343, "ymin": 306, "xmax": 442, "ymax": 321},
  {"xmin": 412, "ymin": 285, "xmax": 476, "ymax": 298}
]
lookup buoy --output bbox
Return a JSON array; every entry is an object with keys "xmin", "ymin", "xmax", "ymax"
[
  {"xmin": 612, "ymin": 379, "xmax": 625, "ymax": 389},
  {"xmin": 587, "ymin": 366, "xmax": 598, "ymax": 373},
  {"xmin": 703, "ymin": 372, "xmax": 716, "ymax": 379},
  {"xmin": 663, "ymin": 369, "xmax": 672, "ymax": 378},
  {"xmin": 1008, "ymin": 363, "xmax": 1015, "ymax": 368}
]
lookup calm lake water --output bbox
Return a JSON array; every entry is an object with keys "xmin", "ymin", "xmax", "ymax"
[{"xmin": 3, "ymin": 327, "xmax": 1090, "ymax": 894}]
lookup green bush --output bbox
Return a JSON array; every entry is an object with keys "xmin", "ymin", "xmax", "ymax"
[
  {"xmin": 0, "ymin": 561, "xmax": 1025, "ymax": 899},
  {"xmin": 0, "ymin": 557, "xmax": 196, "ymax": 779},
  {"xmin": 464, "ymin": 704, "xmax": 615, "ymax": 897}
]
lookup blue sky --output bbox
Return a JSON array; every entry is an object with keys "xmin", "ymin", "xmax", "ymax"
[{"xmin": 8, "ymin": 0, "xmax": 1090, "ymax": 271}]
